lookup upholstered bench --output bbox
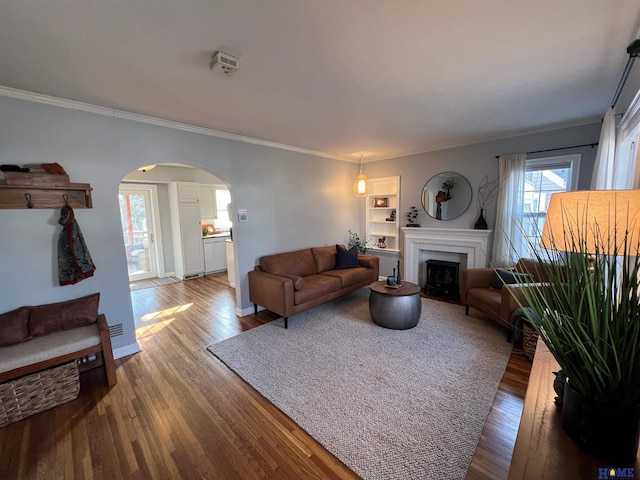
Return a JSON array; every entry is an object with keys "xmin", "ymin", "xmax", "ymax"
[{"xmin": 0, "ymin": 293, "xmax": 117, "ymax": 387}]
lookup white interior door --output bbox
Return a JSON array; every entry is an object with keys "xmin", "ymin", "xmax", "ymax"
[{"xmin": 119, "ymin": 185, "xmax": 160, "ymax": 282}]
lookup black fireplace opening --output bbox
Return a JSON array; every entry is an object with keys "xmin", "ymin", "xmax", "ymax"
[{"xmin": 424, "ymin": 260, "xmax": 460, "ymax": 300}]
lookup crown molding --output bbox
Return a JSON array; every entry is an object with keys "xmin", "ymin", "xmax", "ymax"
[
  {"xmin": 0, "ymin": 85, "xmax": 602, "ymax": 165},
  {"xmin": 0, "ymin": 85, "xmax": 342, "ymax": 162}
]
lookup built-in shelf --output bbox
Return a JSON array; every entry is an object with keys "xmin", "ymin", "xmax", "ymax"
[
  {"xmin": 0, "ymin": 183, "xmax": 93, "ymax": 209},
  {"xmin": 368, "ymin": 246, "xmax": 400, "ymax": 253},
  {"xmin": 366, "ymin": 176, "xmax": 400, "ymax": 251}
]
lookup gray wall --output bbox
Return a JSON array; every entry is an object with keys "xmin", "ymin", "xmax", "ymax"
[
  {"xmin": 363, "ymin": 122, "xmax": 602, "ymax": 275},
  {"xmin": 0, "ymin": 95, "xmax": 362, "ymax": 356},
  {"xmin": 0, "ymin": 91, "xmax": 617, "ymax": 356}
]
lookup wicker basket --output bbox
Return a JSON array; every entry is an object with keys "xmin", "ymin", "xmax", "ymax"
[
  {"xmin": 522, "ymin": 322, "xmax": 539, "ymax": 361},
  {"xmin": 0, "ymin": 362, "xmax": 79, "ymax": 428}
]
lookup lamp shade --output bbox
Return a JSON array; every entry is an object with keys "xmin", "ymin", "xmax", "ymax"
[
  {"xmin": 353, "ymin": 173, "xmax": 370, "ymax": 197},
  {"xmin": 540, "ymin": 190, "xmax": 640, "ymax": 255}
]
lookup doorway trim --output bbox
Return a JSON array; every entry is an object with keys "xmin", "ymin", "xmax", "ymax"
[{"xmin": 119, "ymin": 183, "xmax": 165, "ymax": 280}]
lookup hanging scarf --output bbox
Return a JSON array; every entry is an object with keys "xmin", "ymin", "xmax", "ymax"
[{"xmin": 58, "ymin": 205, "xmax": 96, "ymax": 285}]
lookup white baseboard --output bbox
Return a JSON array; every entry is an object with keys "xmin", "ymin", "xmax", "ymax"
[
  {"xmin": 163, "ymin": 271, "xmax": 176, "ymax": 278},
  {"xmin": 113, "ymin": 342, "xmax": 142, "ymax": 360}
]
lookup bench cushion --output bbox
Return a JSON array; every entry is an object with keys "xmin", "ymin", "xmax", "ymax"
[
  {"xmin": 0, "ymin": 324, "xmax": 101, "ymax": 373},
  {"xmin": 0, "ymin": 307, "xmax": 30, "ymax": 347}
]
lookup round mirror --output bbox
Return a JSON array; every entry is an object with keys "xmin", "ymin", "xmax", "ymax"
[{"xmin": 421, "ymin": 172, "xmax": 472, "ymax": 221}]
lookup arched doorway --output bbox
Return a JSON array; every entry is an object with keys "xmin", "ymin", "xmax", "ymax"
[{"xmin": 118, "ymin": 162, "xmax": 234, "ymax": 294}]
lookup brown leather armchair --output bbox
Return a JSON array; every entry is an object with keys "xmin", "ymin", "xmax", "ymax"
[{"xmin": 460, "ymin": 258, "xmax": 548, "ymax": 341}]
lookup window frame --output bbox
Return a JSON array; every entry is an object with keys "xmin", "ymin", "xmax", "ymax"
[{"xmin": 519, "ymin": 154, "xmax": 581, "ymax": 257}]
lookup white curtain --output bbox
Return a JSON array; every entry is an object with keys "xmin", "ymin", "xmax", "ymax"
[
  {"xmin": 491, "ymin": 153, "xmax": 526, "ymax": 268},
  {"xmin": 590, "ymin": 107, "xmax": 617, "ymax": 189},
  {"xmin": 591, "ymin": 86, "xmax": 640, "ymax": 190},
  {"xmin": 615, "ymin": 86, "xmax": 640, "ymax": 189}
]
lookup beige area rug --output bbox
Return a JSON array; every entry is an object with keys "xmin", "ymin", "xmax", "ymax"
[
  {"xmin": 129, "ymin": 276, "xmax": 180, "ymax": 291},
  {"xmin": 207, "ymin": 289, "xmax": 513, "ymax": 480}
]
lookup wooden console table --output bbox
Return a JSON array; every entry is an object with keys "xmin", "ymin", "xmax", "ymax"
[{"xmin": 508, "ymin": 339, "xmax": 639, "ymax": 478}]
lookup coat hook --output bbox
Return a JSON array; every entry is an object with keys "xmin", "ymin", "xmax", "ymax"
[
  {"xmin": 63, "ymin": 194, "xmax": 69, "ymax": 206},
  {"xmin": 25, "ymin": 193, "xmax": 33, "ymax": 209}
]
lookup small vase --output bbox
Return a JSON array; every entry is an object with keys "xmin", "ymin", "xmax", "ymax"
[
  {"xmin": 474, "ymin": 208, "xmax": 488, "ymax": 230},
  {"xmin": 396, "ymin": 260, "xmax": 401, "ymax": 285},
  {"xmin": 562, "ymin": 382, "xmax": 640, "ymax": 462}
]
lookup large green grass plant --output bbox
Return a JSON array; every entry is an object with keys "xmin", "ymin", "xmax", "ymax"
[{"xmin": 516, "ymin": 212, "xmax": 640, "ymax": 408}]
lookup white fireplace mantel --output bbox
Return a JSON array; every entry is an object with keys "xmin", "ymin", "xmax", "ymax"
[{"xmin": 401, "ymin": 227, "xmax": 492, "ymax": 285}]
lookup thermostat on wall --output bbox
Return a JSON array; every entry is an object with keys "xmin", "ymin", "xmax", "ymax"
[{"xmin": 238, "ymin": 209, "xmax": 248, "ymax": 222}]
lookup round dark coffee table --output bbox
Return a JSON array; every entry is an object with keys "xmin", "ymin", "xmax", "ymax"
[{"xmin": 368, "ymin": 280, "xmax": 422, "ymax": 330}]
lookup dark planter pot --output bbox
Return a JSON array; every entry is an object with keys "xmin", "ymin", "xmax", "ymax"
[
  {"xmin": 562, "ymin": 382, "xmax": 640, "ymax": 463},
  {"xmin": 473, "ymin": 209, "xmax": 488, "ymax": 230}
]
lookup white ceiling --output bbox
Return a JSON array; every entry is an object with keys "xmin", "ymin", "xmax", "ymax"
[{"xmin": 1, "ymin": 1, "xmax": 639, "ymax": 162}]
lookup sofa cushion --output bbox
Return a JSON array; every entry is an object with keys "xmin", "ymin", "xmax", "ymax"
[
  {"xmin": 294, "ymin": 274, "xmax": 342, "ymax": 305},
  {"xmin": 335, "ymin": 245, "xmax": 359, "ymax": 269},
  {"xmin": 467, "ymin": 288, "xmax": 502, "ymax": 319},
  {"xmin": 322, "ymin": 267, "xmax": 373, "ymax": 288},
  {"xmin": 28, "ymin": 293, "xmax": 100, "ymax": 337},
  {"xmin": 491, "ymin": 269, "xmax": 533, "ymax": 289},
  {"xmin": 259, "ymin": 249, "xmax": 317, "ymax": 277},
  {"xmin": 0, "ymin": 306, "xmax": 30, "ymax": 347},
  {"xmin": 280, "ymin": 274, "xmax": 305, "ymax": 291},
  {"xmin": 311, "ymin": 245, "xmax": 340, "ymax": 273}
]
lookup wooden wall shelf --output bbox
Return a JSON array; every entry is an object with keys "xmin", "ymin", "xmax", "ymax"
[{"xmin": 0, "ymin": 183, "xmax": 93, "ymax": 209}]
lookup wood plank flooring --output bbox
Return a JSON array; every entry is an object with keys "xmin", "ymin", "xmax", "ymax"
[{"xmin": 0, "ymin": 274, "xmax": 530, "ymax": 479}]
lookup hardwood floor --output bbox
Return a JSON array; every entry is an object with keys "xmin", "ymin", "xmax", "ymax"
[{"xmin": 0, "ymin": 275, "xmax": 531, "ymax": 479}]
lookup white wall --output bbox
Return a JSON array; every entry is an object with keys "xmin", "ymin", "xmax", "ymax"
[{"xmin": 0, "ymin": 95, "xmax": 362, "ymax": 356}]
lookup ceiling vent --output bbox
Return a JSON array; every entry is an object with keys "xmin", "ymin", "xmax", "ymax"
[{"xmin": 210, "ymin": 51, "xmax": 238, "ymax": 76}]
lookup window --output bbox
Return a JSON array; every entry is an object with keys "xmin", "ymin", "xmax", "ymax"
[
  {"xmin": 519, "ymin": 154, "xmax": 580, "ymax": 258},
  {"xmin": 215, "ymin": 189, "xmax": 232, "ymax": 230}
]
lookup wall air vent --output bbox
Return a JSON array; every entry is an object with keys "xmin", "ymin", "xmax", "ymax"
[
  {"xmin": 210, "ymin": 51, "xmax": 239, "ymax": 76},
  {"xmin": 109, "ymin": 323, "xmax": 124, "ymax": 337}
]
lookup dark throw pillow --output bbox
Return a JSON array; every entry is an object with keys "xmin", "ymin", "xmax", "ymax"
[
  {"xmin": 491, "ymin": 269, "xmax": 532, "ymax": 290},
  {"xmin": 28, "ymin": 292, "xmax": 100, "ymax": 337},
  {"xmin": 335, "ymin": 244, "xmax": 359, "ymax": 269},
  {"xmin": 0, "ymin": 306, "xmax": 30, "ymax": 347}
]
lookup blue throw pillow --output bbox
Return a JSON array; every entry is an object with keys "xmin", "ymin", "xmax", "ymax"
[
  {"xmin": 336, "ymin": 244, "xmax": 359, "ymax": 269},
  {"xmin": 491, "ymin": 269, "xmax": 532, "ymax": 289}
]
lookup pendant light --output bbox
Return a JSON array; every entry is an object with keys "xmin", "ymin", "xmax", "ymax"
[{"xmin": 353, "ymin": 154, "xmax": 370, "ymax": 197}]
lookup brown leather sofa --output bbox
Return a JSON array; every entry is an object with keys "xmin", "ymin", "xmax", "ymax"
[
  {"xmin": 248, "ymin": 245, "xmax": 379, "ymax": 328},
  {"xmin": 460, "ymin": 258, "xmax": 549, "ymax": 340}
]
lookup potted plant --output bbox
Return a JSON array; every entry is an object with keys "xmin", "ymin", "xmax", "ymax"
[
  {"xmin": 441, "ymin": 178, "xmax": 456, "ymax": 196},
  {"xmin": 513, "ymin": 190, "xmax": 640, "ymax": 462},
  {"xmin": 405, "ymin": 206, "xmax": 420, "ymax": 227},
  {"xmin": 347, "ymin": 230, "xmax": 369, "ymax": 254},
  {"xmin": 474, "ymin": 175, "xmax": 500, "ymax": 230}
]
